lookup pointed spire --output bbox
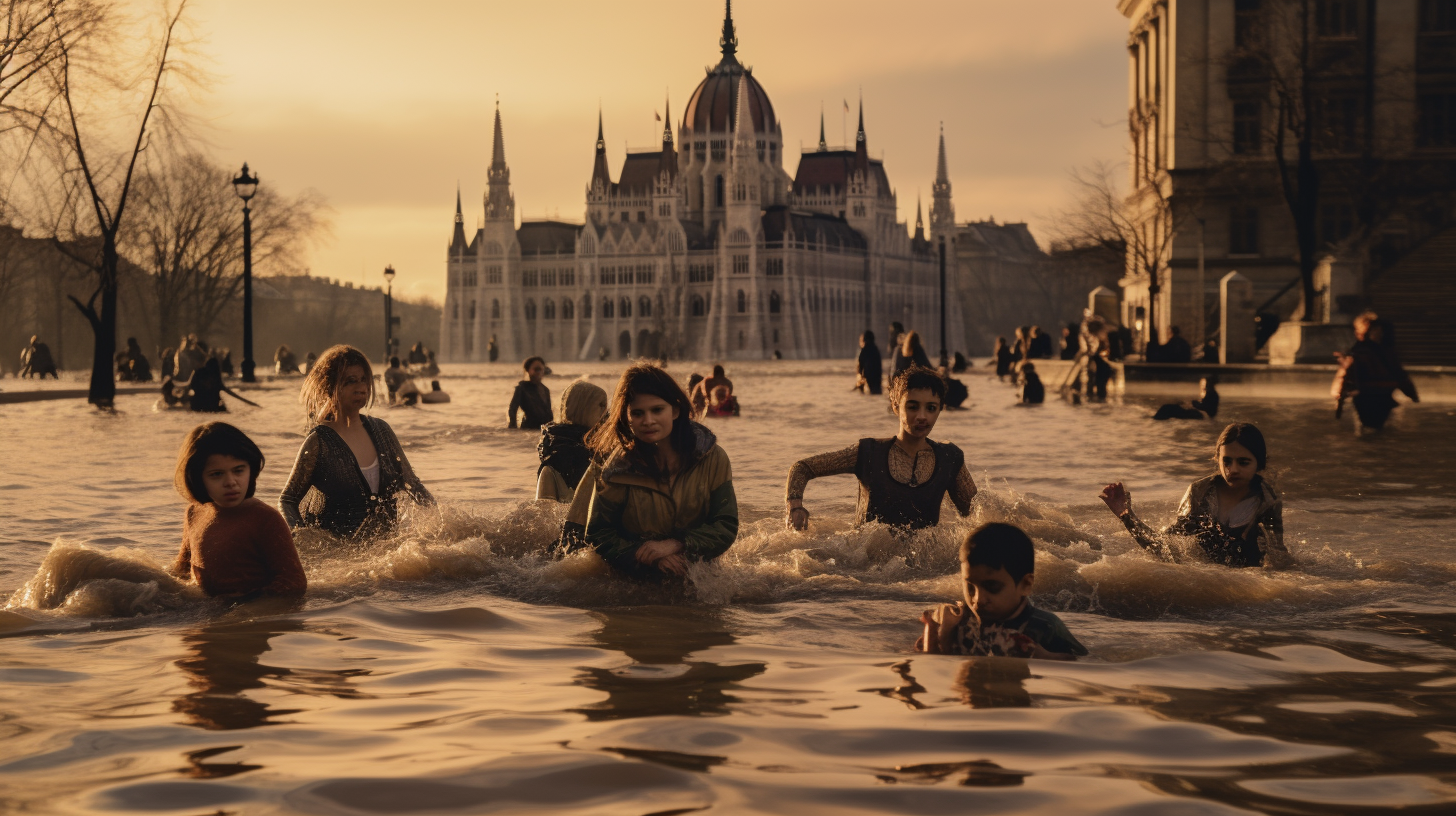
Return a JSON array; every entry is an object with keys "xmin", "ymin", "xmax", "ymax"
[
  {"xmin": 659, "ymin": 93, "xmax": 677, "ymax": 179},
  {"xmin": 450, "ymin": 184, "xmax": 468, "ymax": 253},
  {"xmin": 720, "ymin": 0, "xmax": 738, "ymax": 60},
  {"xmin": 853, "ymin": 94, "xmax": 869, "ymax": 174},
  {"xmin": 732, "ymin": 72, "xmax": 755, "ymax": 154},
  {"xmin": 916, "ymin": 194, "xmax": 924, "ymax": 229},
  {"xmin": 663, "ymin": 93, "xmax": 673, "ymax": 142},
  {"xmin": 596, "ymin": 107, "xmax": 605, "ymax": 152},
  {"xmin": 490, "ymin": 99, "xmax": 507, "ymax": 170},
  {"xmin": 935, "ymin": 122, "xmax": 949, "ymax": 184},
  {"xmin": 455, "ymin": 185, "xmax": 463, "ymax": 223},
  {"xmin": 591, "ymin": 107, "xmax": 612, "ymax": 189},
  {"xmin": 818, "ymin": 106, "xmax": 827, "ymax": 152}
]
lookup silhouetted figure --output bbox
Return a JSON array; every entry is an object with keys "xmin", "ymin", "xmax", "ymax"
[
  {"xmin": 1333, "ymin": 312, "xmax": 1418, "ymax": 432},
  {"xmin": 159, "ymin": 346, "xmax": 175, "ymax": 379},
  {"xmin": 19, "ymin": 336, "xmax": 58, "ymax": 379},
  {"xmin": 1162, "ymin": 326, "xmax": 1192, "ymax": 363},
  {"xmin": 274, "ymin": 344, "xmax": 300, "ymax": 375},
  {"xmin": 887, "ymin": 321, "xmax": 905, "ymax": 360},
  {"xmin": 1018, "ymin": 363, "xmax": 1045, "ymax": 405},
  {"xmin": 420, "ymin": 380, "xmax": 451, "ymax": 404},
  {"xmin": 488, "ymin": 334, "xmax": 500, "ymax": 363},
  {"xmin": 1199, "ymin": 340, "xmax": 1218, "ymax": 362},
  {"xmin": 187, "ymin": 358, "xmax": 256, "ymax": 412},
  {"xmin": 1029, "ymin": 325, "xmax": 1053, "ymax": 359},
  {"xmin": 1082, "ymin": 316, "xmax": 1113, "ymax": 401},
  {"xmin": 941, "ymin": 367, "xmax": 969, "ymax": 408},
  {"xmin": 992, "ymin": 336, "xmax": 1014, "ymax": 381},
  {"xmin": 1060, "ymin": 323, "xmax": 1079, "ymax": 360},
  {"xmin": 215, "ymin": 348, "xmax": 234, "ymax": 378},
  {"xmin": 508, "ymin": 356, "xmax": 553, "ymax": 430},
  {"xmin": 383, "ymin": 356, "xmax": 409, "ymax": 402},
  {"xmin": 951, "ymin": 351, "xmax": 969, "ymax": 373},
  {"xmin": 304, "ymin": 351, "xmax": 318, "ymax": 374},
  {"xmin": 856, "ymin": 331, "xmax": 883, "ymax": 394},
  {"xmin": 175, "ymin": 335, "xmax": 205, "ymax": 381},
  {"xmin": 1153, "ymin": 376, "xmax": 1219, "ymax": 420},
  {"xmin": 119, "ymin": 337, "xmax": 152, "ymax": 382},
  {"xmin": 407, "ymin": 342, "xmax": 429, "ymax": 365},
  {"xmin": 692, "ymin": 364, "xmax": 734, "ymax": 416}
]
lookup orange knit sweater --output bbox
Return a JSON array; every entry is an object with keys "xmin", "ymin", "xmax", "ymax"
[{"xmin": 170, "ymin": 498, "xmax": 307, "ymax": 597}]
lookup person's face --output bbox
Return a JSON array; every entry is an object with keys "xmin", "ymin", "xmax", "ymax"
[
  {"xmin": 336, "ymin": 365, "xmax": 371, "ymax": 412},
  {"xmin": 1217, "ymin": 441, "xmax": 1259, "ymax": 489},
  {"xmin": 527, "ymin": 361, "xmax": 545, "ymax": 381},
  {"xmin": 201, "ymin": 454, "xmax": 250, "ymax": 508},
  {"xmin": 628, "ymin": 394, "xmax": 678, "ymax": 445},
  {"xmin": 584, "ymin": 398, "xmax": 607, "ymax": 428},
  {"xmin": 1199, "ymin": 378, "xmax": 1210, "ymax": 398},
  {"xmin": 896, "ymin": 388, "xmax": 941, "ymax": 438},
  {"xmin": 962, "ymin": 562, "xmax": 1032, "ymax": 624}
]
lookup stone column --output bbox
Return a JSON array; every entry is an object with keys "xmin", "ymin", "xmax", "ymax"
[{"xmin": 1220, "ymin": 271, "xmax": 1254, "ymax": 364}]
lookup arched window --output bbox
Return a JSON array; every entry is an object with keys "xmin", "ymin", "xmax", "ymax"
[
  {"xmin": 714, "ymin": 174, "xmax": 724, "ymax": 207},
  {"xmin": 736, "ymin": 289, "xmax": 747, "ymax": 313},
  {"xmin": 524, "ymin": 299, "xmax": 537, "ymax": 320},
  {"xmin": 491, "ymin": 299, "xmax": 501, "ymax": 319},
  {"xmin": 602, "ymin": 298, "xmax": 614, "ymax": 319},
  {"xmin": 620, "ymin": 297, "xmax": 632, "ymax": 318},
  {"xmin": 562, "ymin": 299, "xmax": 574, "ymax": 319},
  {"xmin": 769, "ymin": 291, "xmax": 781, "ymax": 314},
  {"xmin": 691, "ymin": 295, "xmax": 705, "ymax": 317},
  {"xmin": 469, "ymin": 300, "xmax": 476, "ymax": 320},
  {"xmin": 639, "ymin": 296, "xmax": 652, "ymax": 317},
  {"xmin": 543, "ymin": 299, "xmax": 555, "ymax": 320}
]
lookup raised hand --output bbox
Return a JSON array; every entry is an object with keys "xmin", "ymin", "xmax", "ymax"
[
  {"xmin": 1099, "ymin": 482, "xmax": 1131, "ymax": 517},
  {"xmin": 786, "ymin": 506, "xmax": 809, "ymax": 531}
]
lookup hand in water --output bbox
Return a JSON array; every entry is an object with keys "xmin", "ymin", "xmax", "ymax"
[
  {"xmin": 1099, "ymin": 482, "xmax": 1131, "ymax": 517},
  {"xmin": 786, "ymin": 506, "xmax": 809, "ymax": 531},
  {"xmin": 656, "ymin": 553, "xmax": 690, "ymax": 576},
  {"xmin": 635, "ymin": 539, "xmax": 684, "ymax": 567}
]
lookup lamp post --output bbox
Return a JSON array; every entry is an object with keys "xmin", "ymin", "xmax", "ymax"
[
  {"xmin": 232, "ymin": 163, "xmax": 259, "ymax": 383},
  {"xmin": 383, "ymin": 265, "xmax": 397, "ymax": 363},
  {"xmin": 938, "ymin": 236, "xmax": 948, "ymax": 369}
]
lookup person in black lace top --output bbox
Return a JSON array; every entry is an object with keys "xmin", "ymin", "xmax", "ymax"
[
  {"xmin": 279, "ymin": 345, "xmax": 433, "ymax": 538},
  {"xmin": 509, "ymin": 356, "xmax": 553, "ymax": 430}
]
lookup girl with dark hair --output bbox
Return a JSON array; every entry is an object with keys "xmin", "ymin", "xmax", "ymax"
[
  {"xmin": 279, "ymin": 345, "xmax": 434, "ymax": 539},
  {"xmin": 1099, "ymin": 422, "xmax": 1288, "ymax": 568},
  {"xmin": 169, "ymin": 422, "xmax": 306, "ymax": 598},
  {"xmin": 573, "ymin": 362, "xmax": 739, "ymax": 575},
  {"xmin": 509, "ymin": 356, "xmax": 553, "ymax": 430},
  {"xmin": 785, "ymin": 365, "xmax": 978, "ymax": 531}
]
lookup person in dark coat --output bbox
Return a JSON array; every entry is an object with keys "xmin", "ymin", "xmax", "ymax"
[
  {"xmin": 1018, "ymin": 363, "xmax": 1045, "ymax": 405},
  {"xmin": 893, "ymin": 331, "xmax": 932, "ymax": 377},
  {"xmin": 1162, "ymin": 326, "xmax": 1193, "ymax": 363},
  {"xmin": 1153, "ymin": 376, "xmax": 1219, "ymax": 420},
  {"xmin": 1028, "ymin": 326, "xmax": 1054, "ymax": 359},
  {"xmin": 1333, "ymin": 312, "xmax": 1418, "ymax": 432},
  {"xmin": 508, "ymin": 356, "xmax": 553, "ymax": 430},
  {"xmin": 991, "ymin": 337, "xmax": 1014, "ymax": 381},
  {"xmin": 856, "ymin": 331, "xmax": 883, "ymax": 395}
]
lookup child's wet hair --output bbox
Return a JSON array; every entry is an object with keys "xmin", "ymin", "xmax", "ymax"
[
  {"xmin": 1215, "ymin": 422, "xmax": 1267, "ymax": 470},
  {"xmin": 889, "ymin": 365, "xmax": 946, "ymax": 407},
  {"xmin": 960, "ymin": 522, "xmax": 1035, "ymax": 582},
  {"xmin": 175, "ymin": 422, "xmax": 264, "ymax": 504}
]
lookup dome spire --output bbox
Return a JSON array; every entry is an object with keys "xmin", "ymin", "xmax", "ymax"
[{"xmin": 720, "ymin": 0, "xmax": 738, "ymax": 59}]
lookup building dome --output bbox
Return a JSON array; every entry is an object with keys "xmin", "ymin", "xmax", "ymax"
[{"xmin": 682, "ymin": 4, "xmax": 777, "ymax": 135}]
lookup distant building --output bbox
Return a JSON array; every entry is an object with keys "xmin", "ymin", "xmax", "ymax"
[
  {"xmin": 1117, "ymin": 0, "xmax": 1456, "ymax": 363},
  {"xmin": 441, "ymin": 4, "xmax": 964, "ymax": 362}
]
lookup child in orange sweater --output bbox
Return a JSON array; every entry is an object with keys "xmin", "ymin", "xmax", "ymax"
[{"xmin": 169, "ymin": 422, "xmax": 306, "ymax": 598}]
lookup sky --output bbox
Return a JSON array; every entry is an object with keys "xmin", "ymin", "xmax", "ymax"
[{"xmin": 181, "ymin": 0, "xmax": 1132, "ymax": 304}]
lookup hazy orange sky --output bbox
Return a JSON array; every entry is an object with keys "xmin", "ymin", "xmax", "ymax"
[{"xmin": 184, "ymin": 0, "xmax": 1130, "ymax": 303}]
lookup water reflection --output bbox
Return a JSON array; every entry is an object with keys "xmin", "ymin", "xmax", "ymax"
[
  {"xmin": 172, "ymin": 618, "xmax": 307, "ymax": 730},
  {"xmin": 953, "ymin": 659, "xmax": 1032, "ymax": 709},
  {"xmin": 573, "ymin": 606, "xmax": 766, "ymax": 721}
]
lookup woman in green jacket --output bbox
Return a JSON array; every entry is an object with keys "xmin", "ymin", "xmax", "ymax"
[{"xmin": 579, "ymin": 363, "xmax": 738, "ymax": 576}]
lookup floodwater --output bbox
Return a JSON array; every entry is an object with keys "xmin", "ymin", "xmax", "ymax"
[{"xmin": 3, "ymin": 360, "xmax": 1455, "ymax": 815}]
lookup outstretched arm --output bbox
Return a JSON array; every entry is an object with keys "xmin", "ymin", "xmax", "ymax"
[
  {"xmin": 785, "ymin": 444, "xmax": 858, "ymax": 530},
  {"xmin": 1100, "ymin": 482, "xmax": 1168, "ymax": 556}
]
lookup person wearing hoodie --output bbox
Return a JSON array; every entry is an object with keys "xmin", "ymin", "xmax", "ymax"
[
  {"xmin": 536, "ymin": 380, "xmax": 609, "ymax": 502},
  {"xmin": 573, "ymin": 362, "xmax": 739, "ymax": 576}
]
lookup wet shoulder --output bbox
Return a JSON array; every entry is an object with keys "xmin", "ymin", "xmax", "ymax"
[{"xmin": 1025, "ymin": 604, "xmax": 1088, "ymax": 656}]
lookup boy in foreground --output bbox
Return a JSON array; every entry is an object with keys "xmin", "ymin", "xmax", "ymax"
[{"xmin": 917, "ymin": 522, "xmax": 1086, "ymax": 660}]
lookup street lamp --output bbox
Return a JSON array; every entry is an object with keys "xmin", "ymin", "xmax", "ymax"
[
  {"xmin": 383, "ymin": 265, "xmax": 398, "ymax": 362},
  {"xmin": 938, "ymin": 236, "xmax": 949, "ymax": 369},
  {"xmin": 232, "ymin": 163, "xmax": 259, "ymax": 383}
]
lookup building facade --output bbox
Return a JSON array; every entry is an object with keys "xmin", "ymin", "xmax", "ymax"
[
  {"xmin": 1117, "ymin": 0, "xmax": 1456, "ymax": 361},
  {"xmin": 440, "ymin": 5, "xmax": 964, "ymax": 362}
]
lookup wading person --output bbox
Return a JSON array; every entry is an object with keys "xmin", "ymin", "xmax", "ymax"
[
  {"xmin": 508, "ymin": 356, "xmax": 553, "ymax": 430},
  {"xmin": 893, "ymin": 330, "xmax": 932, "ymax": 378},
  {"xmin": 279, "ymin": 345, "xmax": 434, "ymax": 539},
  {"xmin": 1099, "ymin": 422, "xmax": 1288, "ymax": 568},
  {"xmin": 1151, "ymin": 376, "xmax": 1219, "ymax": 421},
  {"xmin": 856, "ymin": 330, "xmax": 883, "ymax": 395},
  {"xmin": 690, "ymin": 364, "xmax": 733, "ymax": 416},
  {"xmin": 785, "ymin": 366, "xmax": 977, "ymax": 532},
  {"xmin": 578, "ymin": 363, "xmax": 739, "ymax": 576},
  {"xmin": 170, "ymin": 422, "xmax": 306, "ymax": 599},
  {"xmin": 536, "ymin": 380, "xmax": 608, "ymax": 502},
  {"xmin": 1333, "ymin": 311, "xmax": 1418, "ymax": 433}
]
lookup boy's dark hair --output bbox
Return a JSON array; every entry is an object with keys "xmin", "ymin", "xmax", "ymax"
[
  {"xmin": 523, "ymin": 356, "xmax": 545, "ymax": 372},
  {"xmin": 888, "ymin": 365, "xmax": 946, "ymax": 407},
  {"xmin": 174, "ymin": 422, "xmax": 264, "ymax": 504},
  {"xmin": 961, "ymin": 522, "xmax": 1035, "ymax": 582}
]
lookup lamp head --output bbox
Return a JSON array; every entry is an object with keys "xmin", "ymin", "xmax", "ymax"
[
  {"xmin": 232, "ymin": 163, "xmax": 259, "ymax": 201},
  {"xmin": 383, "ymin": 265, "xmax": 397, "ymax": 284}
]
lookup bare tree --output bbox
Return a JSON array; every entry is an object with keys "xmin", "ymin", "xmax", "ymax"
[
  {"xmin": 34, "ymin": 0, "xmax": 194, "ymax": 407},
  {"xmin": 124, "ymin": 150, "xmax": 328, "ymax": 348},
  {"xmin": 1055, "ymin": 160, "xmax": 1181, "ymax": 343}
]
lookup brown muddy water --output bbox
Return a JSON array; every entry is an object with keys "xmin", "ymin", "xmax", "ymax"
[{"xmin": 3, "ymin": 360, "xmax": 1455, "ymax": 815}]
